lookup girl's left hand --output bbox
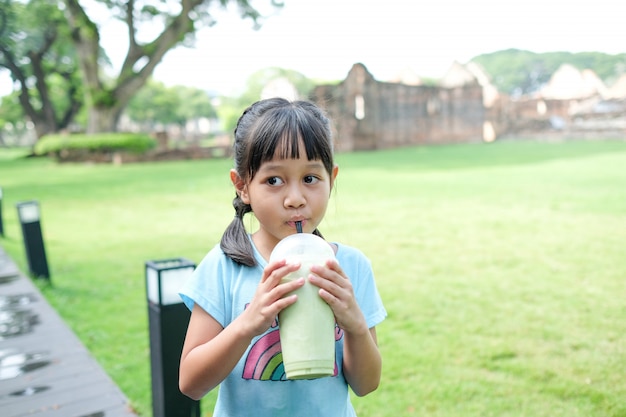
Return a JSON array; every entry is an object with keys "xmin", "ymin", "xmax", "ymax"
[{"xmin": 308, "ymin": 260, "xmax": 368, "ymax": 335}]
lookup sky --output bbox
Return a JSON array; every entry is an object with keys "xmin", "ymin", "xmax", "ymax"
[
  {"xmin": 145, "ymin": 0, "xmax": 625, "ymax": 94},
  {"xmin": 2, "ymin": 0, "xmax": 625, "ymax": 97}
]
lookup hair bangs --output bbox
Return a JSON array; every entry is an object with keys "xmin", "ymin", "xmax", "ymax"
[{"xmin": 246, "ymin": 106, "xmax": 333, "ymax": 178}]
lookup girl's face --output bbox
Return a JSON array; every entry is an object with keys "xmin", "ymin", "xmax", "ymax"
[{"xmin": 232, "ymin": 140, "xmax": 338, "ymax": 258}]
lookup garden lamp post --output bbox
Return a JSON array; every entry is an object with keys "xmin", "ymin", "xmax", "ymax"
[
  {"xmin": 145, "ymin": 258, "xmax": 200, "ymax": 417},
  {"xmin": 16, "ymin": 200, "xmax": 50, "ymax": 280}
]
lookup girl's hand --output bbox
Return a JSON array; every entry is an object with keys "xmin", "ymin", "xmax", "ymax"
[
  {"xmin": 309, "ymin": 260, "xmax": 368, "ymax": 336},
  {"xmin": 240, "ymin": 259, "xmax": 304, "ymax": 337},
  {"xmin": 309, "ymin": 259, "xmax": 382, "ymax": 396}
]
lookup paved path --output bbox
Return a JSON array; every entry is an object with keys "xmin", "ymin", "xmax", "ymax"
[{"xmin": 0, "ymin": 246, "xmax": 138, "ymax": 417}]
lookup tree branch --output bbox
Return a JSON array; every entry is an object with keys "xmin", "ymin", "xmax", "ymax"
[
  {"xmin": 62, "ymin": 0, "xmax": 102, "ymax": 92},
  {"xmin": 116, "ymin": 0, "xmax": 204, "ymax": 104},
  {"xmin": 0, "ymin": 44, "xmax": 39, "ymax": 123},
  {"xmin": 121, "ymin": 0, "xmax": 141, "ymax": 72},
  {"xmin": 58, "ymin": 70, "xmax": 83, "ymax": 128},
  {"xmin": 30, "ymin": 28, "xmax": 58, "ymax": 125}
]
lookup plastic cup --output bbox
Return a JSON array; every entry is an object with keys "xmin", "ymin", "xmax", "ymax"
[{"xmin": 270, "ymin": 233, "xmax": 336, "ymax": 379}]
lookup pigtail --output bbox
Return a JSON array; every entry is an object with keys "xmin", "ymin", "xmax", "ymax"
[{"xmin": 220, "ymin": 193, "xmax": 256, "ymax": 266}]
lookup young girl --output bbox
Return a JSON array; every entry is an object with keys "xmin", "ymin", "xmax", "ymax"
[{"xmin": 178, "ymin": 98, "xmax": 386, "ymax": 416}]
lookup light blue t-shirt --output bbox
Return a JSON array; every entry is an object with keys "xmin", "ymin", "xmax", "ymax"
[{"xmin": 179, "ymin": 239, "xmax": 386, "ymax": 417}]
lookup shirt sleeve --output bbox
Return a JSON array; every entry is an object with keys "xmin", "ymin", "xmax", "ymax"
[
  {"xmin": 337, "ymin": 244, "xmax": 387, "ymax": 328},
  {"xmin": 178, "ymin": 244, "xmax": 229, "ymax": 327}
]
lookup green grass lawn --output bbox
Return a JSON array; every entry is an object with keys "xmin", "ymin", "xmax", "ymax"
[{"xmin": 1, "ymin": 139, "xmax": 625, "ymax": 416}]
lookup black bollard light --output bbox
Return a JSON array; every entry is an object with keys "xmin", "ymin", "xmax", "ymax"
[
  {"xmin": 16, "ymin": 200, "xmax": 50, "ymax": 279},
  {"xmin": 145, "ymin": 258, "xmax": 200, "ymax": 417}
]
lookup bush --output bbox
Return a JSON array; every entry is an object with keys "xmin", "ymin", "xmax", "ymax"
[{"xmin": 34, "ymin": 133, "xmax": 157, "ymax": 156}]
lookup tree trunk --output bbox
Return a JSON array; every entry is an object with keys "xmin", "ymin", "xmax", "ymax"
[
  {"xmin": 87, "ymin": 104, "xmax": 123, "ymax": 133},
  {"xmin": 32, "ymin": 118, "xmax": 58, "ymax": 140},
  {"xmin": 62, "ymin": 0, "xmax": 205, "ymax": 134}
]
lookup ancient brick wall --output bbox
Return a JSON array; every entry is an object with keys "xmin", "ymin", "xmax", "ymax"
[
  {"xmin": 311, "ymin": 63, "xmax": 485, "ymax": 151},
  {"xmin": 488, "ymin": 94, "xmax": 626, "ymax": 139}
]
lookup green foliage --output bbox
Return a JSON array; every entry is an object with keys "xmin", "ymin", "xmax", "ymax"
[
  {"xmin": 34, "ymin": 132, "xmax": 156, "ymax": 155},
  {"xmin": 125, "ymin": 80, "xmax": 217, "ymax": 127},
  {"xmin": 471, "ymin": 49, "xmax": 626, "ymax": 95},
  {"xmin": 1, "ymin": 0, "xmax": 67, "ymax": 55},
  {"xmin": 0, "ymin": 0, "xmax": 84, "ymax": 135},
  {"xmin": 91, "ymin": 89, "xmax": 117, "ymax": 107},
  {"xmin": 0, "ymin": 91, "xmax": 23, "ymax": 126},
  {"xmin": 178, "ymin": 86, "xmax": 218, "ymax": 120},
  {"xmin": 216, "ymin": 99, "xmax": 244, "ymax": 134},
  {"xmin": 218, "ymin": 66, "xmax": 316, "ymax": 133}
]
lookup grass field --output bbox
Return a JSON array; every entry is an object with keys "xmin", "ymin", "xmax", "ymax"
[{"xmin": 1, "ymin": 139, "xmax": 625, "ymax": 416}]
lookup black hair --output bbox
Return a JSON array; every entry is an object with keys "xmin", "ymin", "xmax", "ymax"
[{"xmin": 220, "ymin": 98, "xmax": 335, "ymax": 266}]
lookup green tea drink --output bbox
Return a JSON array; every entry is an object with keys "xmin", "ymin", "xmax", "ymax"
[{"xmin": 270, "ymin": 233, "xmax": 336, "ymax": 379}]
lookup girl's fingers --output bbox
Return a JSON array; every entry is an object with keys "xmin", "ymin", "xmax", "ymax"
[
  {"xmin": 273, "ymin": 277, "xmax": 305, "ymax": 300},
  {"xmin": 262, "ymin": 260, "xmax": 300, "ymax": 284},
  {"xmin": 261, "ymin": 259, "xmax": 286, "ymax": 283},
  {"xmin": 310, "ymin": 262, "xmax": 351, "ymax": 293},
  {"xmin": 312, "ymin": 260, "xmax": 346, "ymax": 281},
  {"xmin": 246, "ymin": 271, "xmax": 305, "ymax": 335},
  {"xmin": 259, "ymin": 261, "xmax": 305, "ymax": 308}
]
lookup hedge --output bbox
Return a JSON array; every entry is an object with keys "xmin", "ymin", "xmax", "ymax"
[{"xmin": 34, "ymin": 133, "xmax": 157, "ymax": 156}]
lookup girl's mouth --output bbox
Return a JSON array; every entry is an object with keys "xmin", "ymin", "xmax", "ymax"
[{"xmin": 288, "ymin": 219, "xmax": 305, "ymax": 231}]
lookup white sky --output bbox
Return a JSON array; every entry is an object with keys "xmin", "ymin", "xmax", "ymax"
[
  {"xmin": 1, "ymin": 0, "xmax": 625, "ymax": 97},
  {"xmin": 148, "ymin": 0, "xmax": 626, "ymax": 94}
]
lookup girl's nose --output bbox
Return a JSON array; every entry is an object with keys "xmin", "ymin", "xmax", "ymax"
[{"xmin": 284, "ymin": 184, "xmax": 305, "ymax": 208}]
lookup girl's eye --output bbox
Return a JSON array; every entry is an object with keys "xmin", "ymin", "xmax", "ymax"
[
  {"xmin": 304, "ymin": 175, "xmax": 319, "ymax": 184},
  {"xmin": 267, "ymin": 176, "xmax": 284, "ymax": 186}
]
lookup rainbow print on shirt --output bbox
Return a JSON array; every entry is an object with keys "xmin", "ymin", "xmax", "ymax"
[
  {"xmin": 241, "ymin": 308, "xmax": 343, "ymax": 381},
  {"xmin": 242, "ymin": 328, "xmax": 286, "ymax": 381}
]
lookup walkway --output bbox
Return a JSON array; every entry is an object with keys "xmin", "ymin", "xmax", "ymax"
[{"xmin": 0, "ymin": 246, "xmax": 138, "ymax": 417}]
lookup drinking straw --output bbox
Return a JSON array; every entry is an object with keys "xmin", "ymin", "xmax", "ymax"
[{"xmin": 295, "ymin": 221, "xmax": 302, "ymax": 233}]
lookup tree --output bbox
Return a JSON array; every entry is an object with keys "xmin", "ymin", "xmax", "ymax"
[
  {"xmin": 177, "ymin": 85, "xmax": 217, "ymax": 122},
  {"xmin": 218, "ymin": 66, "xmax": 314, "ymax": 133},
  {"xmin": 125, "ymin": 80, "xmax": 183, "ymax": 129},
  {"xmin": 62, "ymin": 0, "xmax": 281, "ymax": 133},
  {"xmin": 0, "ymin": 0, "xmax": 84, "ymax": 139},
  {"xmin": 471, "ymin": 49, "xmax": 626, "ymax": 95},
  {"xmin": 125, "ymin": 79, "xmax": 216, "ymax": 133},
  {"xmin": 0, "ymin": 91, "xmax": 27, "ymax": 145}
]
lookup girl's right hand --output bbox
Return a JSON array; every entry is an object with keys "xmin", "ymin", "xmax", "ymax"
[
  {"xmin": 240, "ymin": 259, "xmax": 304, "ymax": 337},
  {"xmin": 180, "ymin": 259, "xmax": 304, "ymax": 400}
]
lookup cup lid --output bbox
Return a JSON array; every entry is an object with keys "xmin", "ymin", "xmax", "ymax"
[{"xmin": 270, "ymin": 233, "xmax": 335, "ymax": 263}]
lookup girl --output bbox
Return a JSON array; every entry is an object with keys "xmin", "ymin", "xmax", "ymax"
[{"xmin": 179, "ymin": 98, "xmax": 386, "ymax": 416}]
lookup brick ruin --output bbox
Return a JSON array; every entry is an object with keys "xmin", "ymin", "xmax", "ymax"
[
  {"xmin": 310, "ymin": 62, "xmax": 626, "ymax": 151},
  {"xmin": 310, "ymin": 63, "xmax": 484, "ymax": 151}
]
